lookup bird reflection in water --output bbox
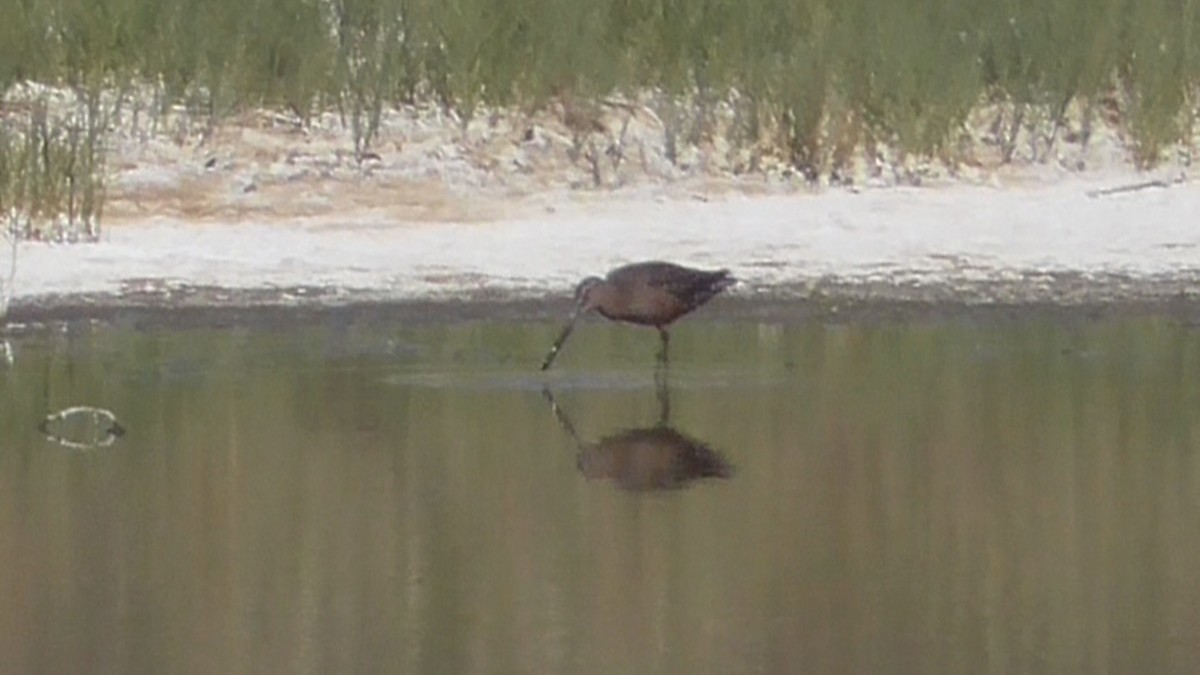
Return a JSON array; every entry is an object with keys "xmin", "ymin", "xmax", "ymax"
[{"xmin": 542, "ymin": 379, "xmax": 733, "ymax": 491}]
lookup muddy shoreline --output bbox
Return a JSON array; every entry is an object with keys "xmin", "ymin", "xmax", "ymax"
[{"xmin": 7, "ymin": 272, "xmax": 1200, "ymax": 330}]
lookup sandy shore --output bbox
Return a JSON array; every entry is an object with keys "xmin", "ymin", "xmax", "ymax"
[
  {"xmin": 3, "ymin": 97, "xmax": 1199, "ymax": 323},
  {"xmin": 10, "ymin": 169, "xmax": 1200, "ymax": 318}
]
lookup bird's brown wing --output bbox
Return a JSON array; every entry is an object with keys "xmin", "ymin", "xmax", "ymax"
[
  {"xmin": 646, "ymin": 265, "xmax": 733, "ymax": 300},
  {"xmin": 616, "ymin": 262, "xmax": 711, "ymax": 295}
]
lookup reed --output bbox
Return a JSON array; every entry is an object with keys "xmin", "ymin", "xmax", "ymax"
[{"xmin": 1, "ymin": 0, "xmax": 1198, "ymax": 182}]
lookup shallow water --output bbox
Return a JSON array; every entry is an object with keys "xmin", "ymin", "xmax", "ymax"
[{"xmin": 2, "ymin": 314, "xmax": 1199, "ymax": 674}]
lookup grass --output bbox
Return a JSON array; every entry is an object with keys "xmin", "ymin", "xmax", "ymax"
[
  {"xmin": 0, "ymin": 85, "xmax": 106, "ymax": 315},
  {"xmin": 0, "ymin": 0, "xmax": 1198, "ymax": 223},
  {"xmin": 0, "ymin": 92, "xmax": 106, "ymax": 242},
  {"xmin": 5, "ymin": 0, "xmax": 1200, "ymax": 154}
]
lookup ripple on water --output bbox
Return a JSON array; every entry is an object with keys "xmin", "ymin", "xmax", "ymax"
[{"xmin": 383, "ymin": 365, "xmax": 790, "ymax": 392}]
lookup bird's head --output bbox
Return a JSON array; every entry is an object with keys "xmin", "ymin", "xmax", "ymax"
[{"xmin": 573, "ymin": 276, "xmax": 605, "ymax": 312}]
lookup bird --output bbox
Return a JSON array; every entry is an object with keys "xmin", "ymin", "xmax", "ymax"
[{"xmin": 540, "ymin": 261, "xmax": 735, "ymax": 370}]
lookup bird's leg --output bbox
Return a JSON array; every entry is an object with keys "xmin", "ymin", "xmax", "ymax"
[
  {"xmin": 653, "ymin": 329, "xmax": 670, "ymax": 407},
  {"xmin": 654, "ymin": 371, "xmax": 671, "ymax": 426},
  {"xmin": 653, "ymin": 342, "xmax": 668, "ymax": 415}
]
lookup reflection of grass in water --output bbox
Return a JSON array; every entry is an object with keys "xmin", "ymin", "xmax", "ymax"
[{"xmin": 2, "ymin": 0, "xmax": 1197, "ymax": 174}]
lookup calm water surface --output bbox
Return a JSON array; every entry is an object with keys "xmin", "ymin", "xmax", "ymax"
[{"xmin": 1, "ymin": 314, "xmax": 1199, "ymax": 674}]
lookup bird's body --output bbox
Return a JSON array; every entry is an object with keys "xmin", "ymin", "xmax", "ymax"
[
  {"xmin": 586, "ymin": 261, "xmax": 735, "ymax": 327},
  {"xmin": 541, "ymin": 261, "xmax": 735, "ymax": 370}
]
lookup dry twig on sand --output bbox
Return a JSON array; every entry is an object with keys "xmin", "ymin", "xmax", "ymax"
[{"xmin": 1086, "ymin": 173, "xmax": 1188, "ymax": 198}]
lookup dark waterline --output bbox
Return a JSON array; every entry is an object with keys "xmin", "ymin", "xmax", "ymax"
[{"xmin": 1, "ymin": 313, "xmax": 1199, "ymax": 674}]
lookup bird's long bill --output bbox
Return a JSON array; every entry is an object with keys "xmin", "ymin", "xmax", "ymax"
[{"xmin": 541, "ymin": 309, "xmax": 581, "ymax": 371}]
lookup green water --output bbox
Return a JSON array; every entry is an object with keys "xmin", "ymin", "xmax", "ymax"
[{"xmin": 1, "ymin": 314, "xmax": 1199, "ymax": 674}]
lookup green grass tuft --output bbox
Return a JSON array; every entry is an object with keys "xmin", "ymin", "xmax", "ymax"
[{"xmin": 3, "ymin": 0, "xmax": 1200, "ymax": 181}]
